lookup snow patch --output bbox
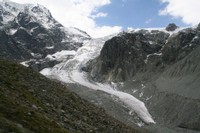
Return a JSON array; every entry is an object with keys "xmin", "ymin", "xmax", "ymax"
[
  {"xmin": 137, "ymin": 122, "xmax": 145, "ymax": 127},
  {"xmin": 46, "ymin": 50, "xmax": 76, "ymax": 61},
  {"xmin": 20, "ymin": 59, "xmax": 35, "ymax": 67},
  {"xmin": 126, "ymin": 27, "xmax": 189, "ymax": 37},
  {"xmin": 66, "ymin": 27, "xmax": 90, "ymax": 38},
  {"xmin": 132, "ymin": 89, "xmax": 138, "ymax": 94},
  {"xmin": 30, "ymin": 52, "xmax": 35, "ymax": 56},
  {"xmin": 45, "ymin": 46, "xmax": 54, "ymax": 49},
  {"xmin": 9, "ymin": 29, "xmax": 17, "ymax": 35},
  {"xmin": 149, "ymin": 41, "xmax": 153, "ymax": 45},
  {"xmin": 139, "ymin": 92, "xmax": 144, "ymax": 98},
  {"xmin": 40, "ymin": 68, "xmax": 52, "ymax": 75},
  {"xmin": 20, "ymin": 61, "xmax": 29, "ymax": 67},
  {"xmin": 144, "ymin": 52, "xmax": 162, "ymax": 64},
  {"xmin": 141, "ymin": 84, "xmax": 146, "ymax": 89},
  {"xmin": 146, "ymin": 96, "xmax": 152, "ymax": 101}
]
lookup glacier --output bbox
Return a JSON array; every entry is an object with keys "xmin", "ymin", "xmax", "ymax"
[{"xmin": 40, "ymin": 34, "xmax": 155, "ymax": 124}]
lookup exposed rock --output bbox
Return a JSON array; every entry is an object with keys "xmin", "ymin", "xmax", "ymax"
[
  {"xmin": 86, "ymin": 25, "xmax": 200, "ymax": 132},
  {"xmin": 88, "ymin": 30, "xmax": 169, "ymax": 82},
  {"xmin": 0, "ymin": 0, "xmax": 90, "ymax": 70},
  {"xmin": 165, "ymin": 23, "xmax": 178, "ymax": 31},
  {"xmin": 1, "ymin": 1, "xmax": 200, "ymax": 133},
  {"xmin": 161, "ymin": 28, "xmax": 197, "ymax": 64}
]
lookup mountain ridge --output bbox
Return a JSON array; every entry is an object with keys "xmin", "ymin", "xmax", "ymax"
[
  {"xmin": 1, "ymin": 0, "xmax": 200, "ymax": 132},
  {"xmin": 83, "ymin": 23, "xmax": 200, "ymax": 132},
  {"xmin": 0, "ymin": 0, "xmax": 90, "ymax": 71}
]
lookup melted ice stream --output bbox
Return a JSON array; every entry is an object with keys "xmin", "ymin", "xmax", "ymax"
[{"xmin": 40, "ymin": 35, "xmax": 155, "ymax": 124}]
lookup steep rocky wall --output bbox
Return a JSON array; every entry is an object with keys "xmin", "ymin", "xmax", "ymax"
[
  {"xmin": 85, "ymin": 24, "xmax": 200, "ymax": 132},
  {"xmin": 87, "ymin": 24, "xmax": 200, "ymax": 83},
  {"xmin": 88, "ymin": 30, "xmax": 169, "ymax": 82}
]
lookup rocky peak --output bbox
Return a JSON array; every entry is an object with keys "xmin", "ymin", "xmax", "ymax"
[
  {"xmin": 0, "ymin": 0, "xmax": 90, "ymax": 71},
  {"xmin": 31, "ymin": 4, "xmax": 52, "ymax": 17},
  {"xmin": 87, "ymin": 25, "xmax": 200, "ymax": 82},
  {"xmin": 0, "ymin": 0, "xmax": 56, "ymax": 29},
  {"xmin": 165, "ymin": 23, "xmax": 178, "ymax": 31},
  {"xmin": 87, "ymin": 30, "xmax": 169, "ymax": 82}
]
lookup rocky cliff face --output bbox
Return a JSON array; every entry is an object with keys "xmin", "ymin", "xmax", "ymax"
[
  {"xmin": 88, "ymin": 24, "xmax": 199, "ymax": 82},
  {"xmin": 86, "ymin": 24, "xmax": 200, "ymax": 132},
  {"xmin": 0, "ymin": 0, "xmax": 90, "ymax": 70}
]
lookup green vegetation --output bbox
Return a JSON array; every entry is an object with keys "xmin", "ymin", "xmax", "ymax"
[
  {"xmin": 0, "ymin": 60, "xmax": 68, "ymax": 133},
  {"xmin": 0, "ymin": 59, "xmax": 139, "ymax": 133}
]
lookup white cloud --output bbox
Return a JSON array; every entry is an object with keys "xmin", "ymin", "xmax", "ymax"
[
  {"xmin": 11, "ymin": 0, "xmax": 122, "ymax": 38},
  {"xmin": 145, "ymin": 19, "xmax": 152, "ymax": 24},
  {"xmin": 91, "ymin": 12, "xmax": 108, "ymax": 19},
  {"xmin": 159, "ymin": 0, "xmax": 200, "ymax": 25}
]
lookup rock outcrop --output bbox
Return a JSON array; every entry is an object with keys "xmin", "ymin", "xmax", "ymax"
[
  {"xmin": 165, "ymin": 23, "xmax": 178, "ymax": 31},
  {"xmin": 86, "ymin": 24, "xmax": 200, "ymax": 132}
]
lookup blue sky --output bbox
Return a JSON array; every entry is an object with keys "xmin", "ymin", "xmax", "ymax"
[
  {"xmin": 95, "ymin": 0, "xmax": 188, "ymax": 30},
  {"xmin": 11, "ymin": 0, "xmax": 200, "ymax": 38}
]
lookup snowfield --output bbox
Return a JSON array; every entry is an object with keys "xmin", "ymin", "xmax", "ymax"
[{"xmin": 40, "ymin": 34, "xmax": 155, "ymax": 124}]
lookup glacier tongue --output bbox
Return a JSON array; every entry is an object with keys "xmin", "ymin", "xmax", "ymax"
[{"xmin": 40, "ymin": 34, "xmax": 155, "ymax": 124}]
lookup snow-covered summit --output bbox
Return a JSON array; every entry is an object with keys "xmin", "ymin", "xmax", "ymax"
[
  {"xmin": 0, "ymin": 0, "xmax": 90, "ymax": 70},
  {"xmin": 125, "ymin": 24, "xmax": 191, "ymax": 38},
  {"xmin": 0, "ymin": 0, "xmax": 57, "ymax": 28},
  {"xmin": 0, "ymin": 0, "xmax": 90, "ymax": 39}
]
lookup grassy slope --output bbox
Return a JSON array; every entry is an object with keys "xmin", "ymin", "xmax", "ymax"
[{"xmin": 0, "ymin": 59, "xmax": 140, "ymax": 133}]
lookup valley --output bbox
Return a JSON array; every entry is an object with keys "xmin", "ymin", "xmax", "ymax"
[{"xmin": 0, "ymin": 0, "xmax": 200, "ymax": 133}]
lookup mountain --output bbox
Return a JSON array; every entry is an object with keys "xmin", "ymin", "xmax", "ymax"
[
  {"xmin": 87, "ymin": 24, "xmax": 198, "ymax": 82},
  {"xmin": 41, "ymin": 24, "xmax": 200, "ymax": 132},
  {"xmin": 0, "ymin": 59, "xmax": 143, "ymax": 133},
  {"xmin": 0, "ymin": 0, "xmax": 90, "ymax": 71},
  {"xmin": 1, "ymin": 0, "xmax": 200, "ymax": 132},
  {"xmin": 82, "ymin": 23, "xmax": 200, "ymax": 132}
]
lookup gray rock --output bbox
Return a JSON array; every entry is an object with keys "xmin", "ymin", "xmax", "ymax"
[
  {"xmin": 165, "ymin": 23, "xmax": 178, "ymax": 31},
  {"xmin": 86, "ymin": 24, "xmax": 200, "ymax": 132},
  {"xmin": 0, "ymin": 1, "xmax": 90, "ymax": 70}
]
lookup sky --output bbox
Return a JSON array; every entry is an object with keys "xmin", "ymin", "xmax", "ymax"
[{"xmin": 9, "ymin": 0, "xmax": 200, "ymax": 38}]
